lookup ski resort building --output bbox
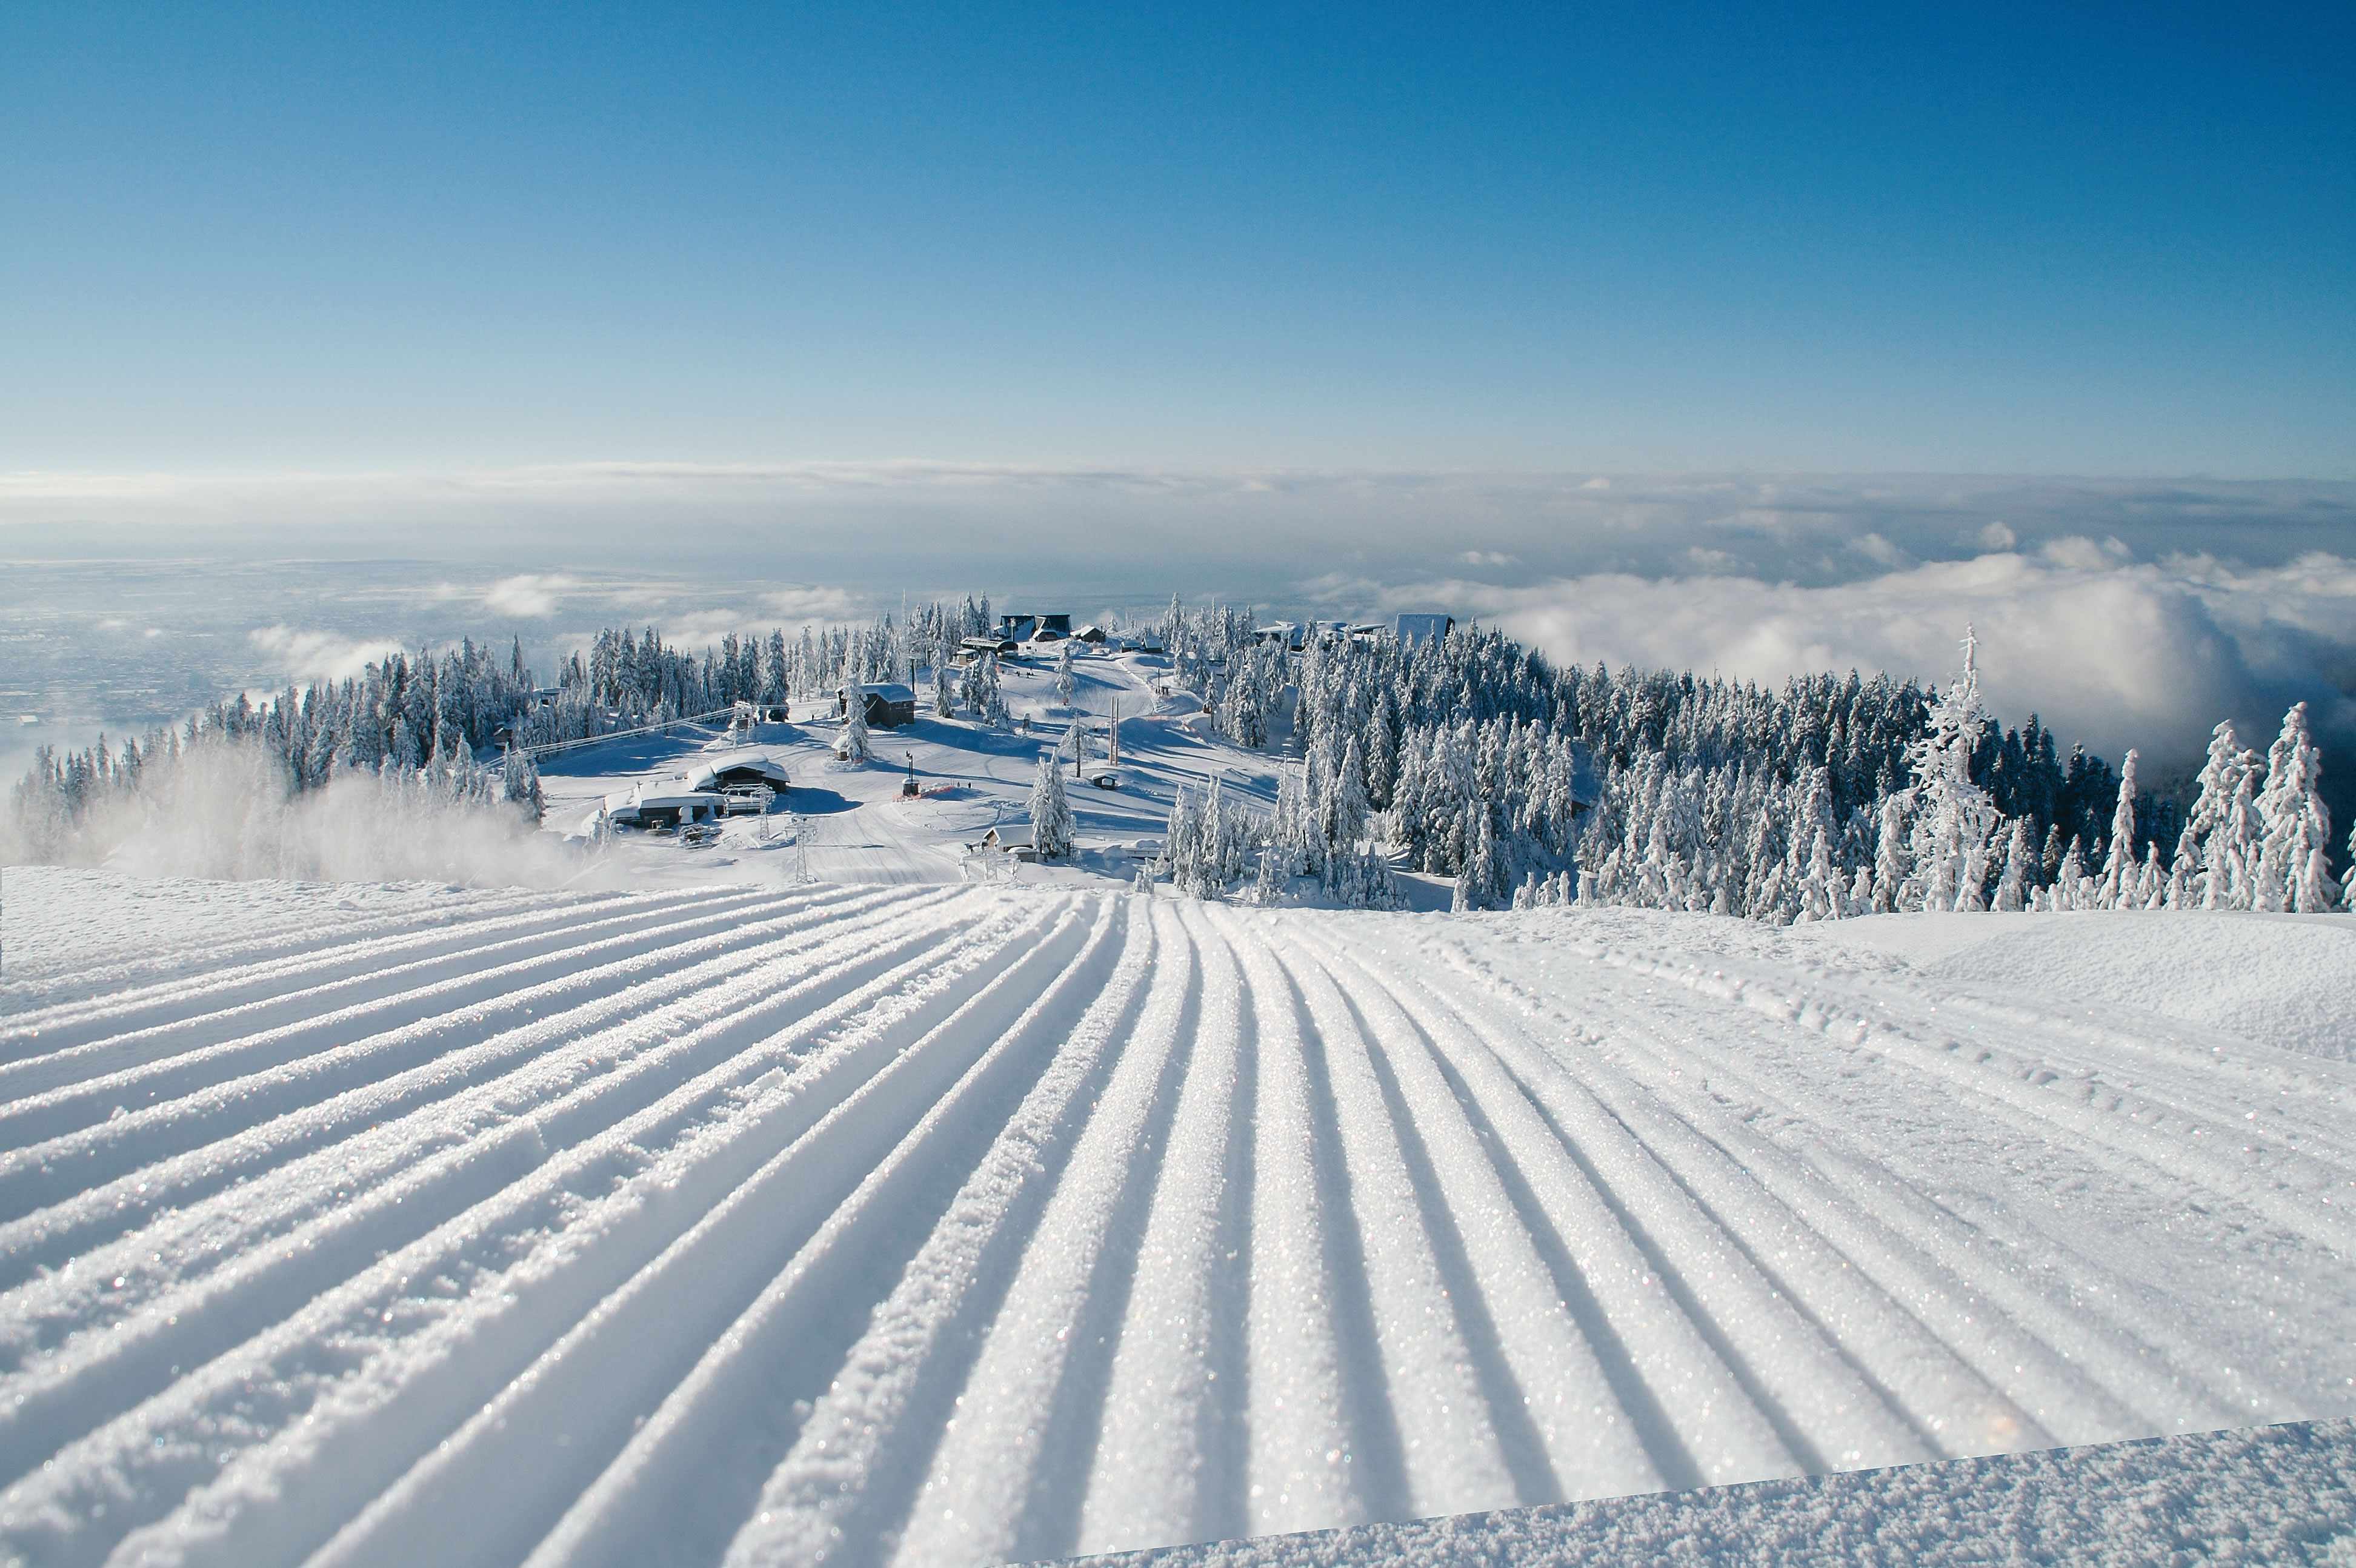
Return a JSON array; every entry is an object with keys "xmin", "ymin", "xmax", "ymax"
[
  {"xmin": 997, "ymin": 613, "xmax": 1072, "ymax": 643},
  {"xmin": 1394, "ymin": 612, "xmax": 1455, "ymax": 648},
  {"xmin": 684, "ymin": 756, "xmax": 791, "ymax": 796},
  {"xmin": 836, "ymin": 682, "xmax": 918, "ymax": 728},
  {"xmin": 600, "ymin": 780, "xmax": 727, "ymax": 829}
]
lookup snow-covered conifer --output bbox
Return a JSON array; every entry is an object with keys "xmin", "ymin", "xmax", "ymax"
[
  {"xmin": 2213, "ymin": 760, "xmax": 2263, "ymax": 910},
  {"xmin": 2055, "ymin": 838, "xmax": 2087, "ymax": 910},
  {"xmin": 1872, "ymin": 795, "xmax": 1909, "ymax": 913},
  {"xmin": 1054, "ymin": 640, "xmax": 1077, "ymax": 710},
  {"xmin": 2181, "ymin": 723, "xmax": 2245, "ymax": 908},
  {"xmin": 1030, "ymin": 751, "xmax": 1074, "ymax": 860},
  {"xmin": 839, "ymin": 691, "xmax": 872, "ymax": 762},
  {"xmin": 2095, "ymin": 749, "xmax": 2140, "ymax": 909},
  {"xmin": 1329, "ymin": 736, "xmax": 1371, "ymax": 851},
  {"xmin": 1905, "ymin": 627, "xmax": 1997, "ymax": 911},
  {"xmin": 1253, "ymin": 844, "xmax": 1285, "ymax": 906},
  {"xmin": 2344, "ymin": 819, "xmax": 2356, "ymax": 914},
  {"xmin": 1992, "ymin": 818, "xmax": 2031, "ymax": 911},
  {"xmin": 1799, "ymin": 825, "xmax": 1840, "ymax": 922},
  {"xmin": 2255, "ymin": 702, "xmax": 2334, "ymax": 913}
]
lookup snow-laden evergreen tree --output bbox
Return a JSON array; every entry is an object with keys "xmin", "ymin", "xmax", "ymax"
[
  {"xmin": 1797, "ymin": 825, "xmax": 1841, "ymax": 922},
  {"xmin": 2255, "ymin": 702, "xmax": 2335, "ymax": 912},
  {"xmin": 1029, "ymin": 751, "xmax": 1074, "ymax": 860},
  {"xmin": 932, "ymin": 660, "xmax": 956, "ymax": 718},
  {"xmin": 839, "ymin": 690, "xmax": 872, "ymax": 762},
  {"xmin": 1327, "ymin": 735, "xmax": 1371, "ymax": 854},
  {"xmin": 2344, "ymin": 819, "xmax": 2356, "ymax": 914},
  {"xmin": 2050, "ymin": 838, "xmax": 2088, "ymax": 911},
  {"xmin": 1872, "ymin": 794, "xmax": 1909, "ymax": 912},
  {"xmin": 2212, "ymin": 758, "xmax": 2264, "ymax": 910},
  {"xmin": 500, "ymin": 748, "xmax": 545, "ymax": 823},
  {"xmin": 1992, "ymin": 817, "xmax": 2031, "ymax": 911},
  {"xmin": 2097, "ymin": 749, "xmax": 2141, "ymax": 909},
  {"xmin": 2178, "ymin": 723, "xmax": 2245, "ymax": 908},
  {"xmin": 1466, "ymin": 810, "xmax": 1505, "ymax": 910},
  {"xmin": 1904, "ymin": 627, "xmax": 1998, "ymax": 911},
  {"xmin": 1253, "ymin": 843, "xmax": 1286, "ymax": 906},
  {"xmin": 1054, "ymin": 640, "xmax": 1077, "ymax": 709}
]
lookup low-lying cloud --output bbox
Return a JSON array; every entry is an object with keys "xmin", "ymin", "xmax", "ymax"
[
  {"xmin": 482, "ymin": 573, "xmax": 582, "ymax": 617},
  {"xmin": 1365, "ymin": 542, "xmax": 2356, "ymax": 777},
  {"xmin": 13, "ymin": 463, "xmax": 2354, "ymax": 797},
  {"xmin": 248, "ymin": 626, "xmax": 405, "ymax": 683}
]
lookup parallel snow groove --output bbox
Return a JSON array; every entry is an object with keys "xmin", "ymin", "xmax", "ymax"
[
  {"xmin": 1074, "ymin": 899, "xmax": 1273, "ymax": 1555},
  {"xmin": 0, "ymin": 886, "xmax": 919, "ymax": 1298},
  {"xmin": 2, "ymin": 894, "xmax": 2349, "ymax": 1568},
  {"xmin": 0, "ymin": 889, "xmax": 980, "ymax": 1481},
  {"xmin": 0, "ymin": 885, "xmax": 670, "ymax": 1052},
  {"xmin": 1422, "ymin": 934, "xmax": 2306, "ymax": 1437},
  {"xmin": 421, "ymin": 899, "xmax": 1115, "ymax": 1568},
  {"xmin": 1582, "ymin": 942, "xmax": 2356, "ymax": 1257},
  {"xmin": 0, "ymin": 885, "xmax": 832, "ymax": 1154},
  {"xmin": 0, "ymin": 886, "xmax": 583, "ymax": 1023}
]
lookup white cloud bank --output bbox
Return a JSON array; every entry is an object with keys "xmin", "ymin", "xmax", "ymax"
[
  {"xmin": 1386, "ymin": 543, "xmax": 2356, "ymax": 772},
  {"xmin": 247, "ymin": 626, "xmax": 404, "ymax": 683},
  {"xmin": 481, "ymin": 573, "xmax": 582, "ymax": 617}
]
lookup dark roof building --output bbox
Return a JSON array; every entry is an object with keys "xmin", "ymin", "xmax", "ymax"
[
  {"xmin": 1394, "ymin": 613, "xmax": 1455, "ymax": 649},
  {"xmin": 837, "ymin": 682, "xmax": 918, "ymax": 728}
]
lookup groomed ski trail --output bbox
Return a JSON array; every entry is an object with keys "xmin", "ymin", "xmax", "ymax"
[{"xmin": 2, "ymin": 881, "xmax": 2351, "ymax": 1567}]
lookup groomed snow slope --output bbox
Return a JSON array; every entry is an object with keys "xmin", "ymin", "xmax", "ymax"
[
  {"xmin": 1, "ymin": 869, "xmax": 2352, "ymax": 1566},
  {"xmin": 1081, "ymin": 1418, "xmax": 2356, "ymax": 1567}
]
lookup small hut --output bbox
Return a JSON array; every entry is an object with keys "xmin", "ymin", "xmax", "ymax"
[{"xmin": 836, "ymin": 682, "xmax": 917, "ymax": 728}]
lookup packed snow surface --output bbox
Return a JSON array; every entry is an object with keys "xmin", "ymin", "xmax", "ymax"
[
  {"xmin": 2, "ymin": 869, "xmax": 2352, "ymax": 1566},
  {"xmin": 1080, "ymin": 1418, "xmax": 2356, "ymax": 1567}
]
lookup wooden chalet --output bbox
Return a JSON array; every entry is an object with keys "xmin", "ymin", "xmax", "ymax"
[{"xmin": 836, "ymin": 682, "xmax": 919, "ymax": 728}]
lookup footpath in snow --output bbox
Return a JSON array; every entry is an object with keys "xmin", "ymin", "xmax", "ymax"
[{"xmin": 0, "ymin": 869, "xmax": 2351, "ymax": 1566}]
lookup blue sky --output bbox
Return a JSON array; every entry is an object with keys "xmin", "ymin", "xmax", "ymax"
[{"xmin": 5, "ymin": 1, "xmax": 2351, "ymax": 477}]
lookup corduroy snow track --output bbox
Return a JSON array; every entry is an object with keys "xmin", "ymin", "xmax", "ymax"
[{"xmin": 2, "ymin": 882, "xmax": 2352, "ymax": 1567}]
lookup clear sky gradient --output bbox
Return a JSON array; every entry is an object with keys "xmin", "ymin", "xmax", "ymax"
[{"xmin": 5, "ymin": 1, "xmax": 2351, "ymax": 476}]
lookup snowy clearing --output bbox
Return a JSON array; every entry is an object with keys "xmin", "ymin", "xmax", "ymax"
[{"xmin": 1, "ymin": 872, "xmax": 2351, "ymax": 1566}]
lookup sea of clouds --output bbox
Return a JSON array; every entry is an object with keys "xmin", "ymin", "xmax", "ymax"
[{"xmin": 5, "ymin": 466, "xmax": 2351, "ymax": 802}]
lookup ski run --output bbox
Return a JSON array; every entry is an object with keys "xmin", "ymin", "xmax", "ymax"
[{"xmin": 2, "ymin": 869, "xmax": 2353, "ymax": 1566}]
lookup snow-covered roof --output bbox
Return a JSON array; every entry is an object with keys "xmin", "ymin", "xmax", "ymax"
[
  {"xmin": 602, "ymin": 779, "xmax": 728, "ymax": 814},
  {"xmin": 1394, "ymin": 612, "xmax": 1454, "ymax": 647},
  {"xmin": 842, "ymin": 682, "xmax": 916, "ymax": 703},
  {"xmin": 685, "ymin": 756, "xmax": 790, "ymax": 791}
]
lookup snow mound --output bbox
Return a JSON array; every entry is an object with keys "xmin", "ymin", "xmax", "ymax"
[{"xmin": 1805, "ymin": 911, "xmax": 2356, "ymax": 1061}]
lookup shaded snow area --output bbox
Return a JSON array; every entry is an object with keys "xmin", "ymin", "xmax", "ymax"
[
  {"xmin": 1079, "ymin": 1418, "xmax": 2356, "ymax": 1567},
  {"xmin": 0, "ymin": 869, "xmax": 2351, "ymax": 1566}
]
